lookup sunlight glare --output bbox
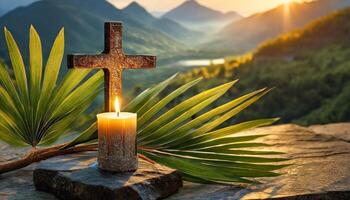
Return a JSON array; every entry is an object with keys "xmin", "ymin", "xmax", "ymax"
[{"xmin": 283, "ymin": 0, "xmax": 292, "ymax": 31}]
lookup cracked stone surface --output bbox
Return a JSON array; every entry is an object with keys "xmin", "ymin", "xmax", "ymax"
[
  {"xmin": 33, "ymin": 153, "xmax": 182, "ymax": 200},
  {"xmin": 169, "ymin": 123, "xmax": 350, "ymax": 200},
  {"xmin": 1, "ymin": 123, "xmax": 350, "ymax": 200}
]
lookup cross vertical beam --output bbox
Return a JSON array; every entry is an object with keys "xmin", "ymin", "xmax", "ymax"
[{"xmin": 67, "ymin": 22, "xmax": 156, "ymax": 112}]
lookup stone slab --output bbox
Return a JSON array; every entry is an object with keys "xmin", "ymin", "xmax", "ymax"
[
  {"xmin": 168, "ymin": 123, "xmax": 350, "ymax": 200},
  {"xmin": 33, "ymin": 152, "xmax": 182, "ymax": 200},
  {"xmin": 1, "ymin": 123, "xmax": 350, "ymax": 200}
]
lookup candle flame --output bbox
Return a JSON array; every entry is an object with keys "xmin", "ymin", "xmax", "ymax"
[{"xmin": 114, "ymin": 97, "xmax": 120, "ymax": 114}]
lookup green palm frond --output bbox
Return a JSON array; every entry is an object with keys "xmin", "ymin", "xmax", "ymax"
[
  {"xmin": 66, "ymin": 74, "xmax": 288, "ymax": 184},
  {"xmin": 0, "ymin": 26, "xmax": 102, "ymax": 147},
  {"xmin": 134, "ymin": 77, "xmax": 287, "ymax": 184},
  {"xmin": 0, "ymin": 25, "xmax": 287, "ymax": 184}
]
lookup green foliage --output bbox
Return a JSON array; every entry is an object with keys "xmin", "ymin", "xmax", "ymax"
[
  {"xmin": 255, "ymin": 8, "xmax": 350, "ymax": 57},
  {"xmin": 177, "ymin": 8, "xmax": 350, "ymax": 125},
  {"xmin": 178, "ymin": 47, "xmax": 350, "ymax": 125},
  {"xmin": 0, "ymin": 26, "xmax": 103, "ymax": 147},
  {"xmin": 66, "ymin": 75, "xmax": 286, "ymax": 184},
  {"xmin": 204, "ymin": 1, "xmax": 350, "ymax": 53}
]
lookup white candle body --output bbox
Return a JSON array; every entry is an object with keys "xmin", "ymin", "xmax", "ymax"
[{"xmin": 97, "ymin": 112, "xmax": 138, "ymax": 172}]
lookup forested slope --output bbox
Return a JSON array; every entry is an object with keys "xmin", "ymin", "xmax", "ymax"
[{"xmin": 177, "ymin": 8, "xmax": 350, "ymax": 125}]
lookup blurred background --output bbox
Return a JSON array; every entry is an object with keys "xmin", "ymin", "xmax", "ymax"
[{"xmin": 0, "ymin": 0, "xmax": 349, "ymax": 125}]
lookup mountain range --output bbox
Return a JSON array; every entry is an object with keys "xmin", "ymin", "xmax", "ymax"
[
  {"xmin": 0, "ymin": 0, "xmax": 200, "ymax": 68},
  {"xmin": 206, "ymin": 0, "xmax": 350, "ymax": 52},
  {"xmin": 3, "ymin": 0, "xmax": 349, "ymax": 59},
  {"xmin": 177, "ymin": 7, "xmax": 350, "ymax": 125},
  {"xmin": 123, "ymin": 2, "xmax": 202, "ymax": 43},
  {"xmin": 163, "ymin": 0, "xmax": 242, "ymax": 31}
]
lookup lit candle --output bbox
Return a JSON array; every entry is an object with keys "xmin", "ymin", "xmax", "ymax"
[{"xmin": 97, "ymin": 97, "xmax": 138, "ymax": 172}]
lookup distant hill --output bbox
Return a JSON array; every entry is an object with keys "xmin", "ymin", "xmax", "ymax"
[
  {"xmin": 122, "ymin": 2, "xmax": 202, "ymax": 43},
  {"xmin": 0, "ymin": 0, "xmax": 37, "ymax": 16},
  {"xmin": 176, "ymin": 7, "xmax": 350, "ymax": 125},
  {"xmin": 254, "ymin": 7, "xmax": 350, "ymax": 57},
  {"xmin": 0, "ymin": 8, "xmax": 6, "ymax": 17},
  {"xmin": 207, "ymin": 0, "xmax": 350, "ymax": 52},
  {"xmin": 163, "ymin": 0, "xmax": 242, "ymax": 31},
  {"xmin": 0, "ymin": 0, "xmax": 190, "ymax": 69}
]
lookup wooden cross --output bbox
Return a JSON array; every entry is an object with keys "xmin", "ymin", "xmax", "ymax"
[{"xmin": 67, "ymin": 22, "xmax": 156, "ymax": 112}]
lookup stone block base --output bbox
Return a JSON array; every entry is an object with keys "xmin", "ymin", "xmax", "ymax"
[{"xmin": 33, "ymin": 153, "xmax": 182, "ymax": 200}]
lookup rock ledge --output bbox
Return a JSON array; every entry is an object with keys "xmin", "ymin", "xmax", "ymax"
[{"xmin": 33, "ymin": 153, "xmax": 182, "ymax": 200}]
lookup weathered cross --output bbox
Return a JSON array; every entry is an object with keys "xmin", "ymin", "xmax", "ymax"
[{"xmin": 67, "ymin": 22, "xmax": 156, "ymax": 112}]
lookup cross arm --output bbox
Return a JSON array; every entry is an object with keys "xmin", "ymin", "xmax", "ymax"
[
  {"xmin": 125, "ymin": 55, "xmax": 156, "ymax": 69},
  {"xmin": 67, "ymin": 54, "xmax": 109, "ymax": 69}
]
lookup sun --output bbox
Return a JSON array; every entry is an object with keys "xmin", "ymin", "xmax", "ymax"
[{"xmin": 283, "ymin": 0, "xmax": 293, "ymax": 4}]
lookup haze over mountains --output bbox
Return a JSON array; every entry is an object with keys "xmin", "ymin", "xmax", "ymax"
[
  {"xmin": 2, "ymin": 0, "xmax": 349, "ymax": 58},
  {"xmin": 163, "ymin": 0, "xmax": 242, "ymax": 31},
  {"xmin": 207, "ymin": 0, "xmax": 350, "ymax": 52},
  {"xmin": 178, "ymin": 6, "xmax": 350, "ymax": 125},
  {"xmin": 122, "ymin": 2, "xmax": 201, "ymax": 43}
]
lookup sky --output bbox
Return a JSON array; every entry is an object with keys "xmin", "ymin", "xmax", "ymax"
[{"xmin": 108, "ymin": 0, "xmax": 304, "ymax": 16}]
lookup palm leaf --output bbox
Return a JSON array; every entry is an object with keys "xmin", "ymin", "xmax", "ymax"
[
  {"xmin": 40, "ymin": 28, "xmax": 64, "ymax": 98},
  {"xmin": 190, "ymin": 118, "xmax": 279, "ymax": 143},
  {"xmin": 0, "ymin": 26, "xmax": 102, "ymax": 148},
  {"xmin": 144, "ymin": 89, "xmax": 270, "ymax": 147},
  {"xmin": 39, "ymin": 88, "xmax": 102, "ymax": 145},
  {"xmin": 139, "ymin": 91, "xmax": 226, "ymax": 144},
  {"xmin": 47, "ymin": 69, "xmax": 91, "ymax": 112},
  {"xmin": 61, "ymin": 122, "xmax": 97, "ymax": 149},
  {"xmin": 138, "ymin": 77, "xmax": 202, "ymax": 127},
  {"xmin": 140, "ymin": 150, "xmax": 259, "ymax": 184},
  {"xmin": 124, "ymin": 73, "xmax": 177, "ymax": 114},
  {"xmin": 0, "ymin": 62, "xmax": 24, "ymax": 112},
  {"xmin": 4, "ymin": 27, "xmax": 29, "ymax": 102},
  {"xmin": 137, "ymin": 80, "xmax": 237, "ymax": 141},
  {"xmin": 29, "ymin": 25, "xmax": 43, "ymax": 106},
  {"xmin": 199, "ymin": 143, "xmax": 272, "ymax": 151}
]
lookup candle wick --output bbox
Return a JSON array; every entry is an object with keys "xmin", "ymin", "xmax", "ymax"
[{"xmin": 117, "ymin": 111, "xmax": 120, "ymax": 117}]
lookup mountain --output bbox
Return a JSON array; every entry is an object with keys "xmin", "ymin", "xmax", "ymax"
[
  {"xmin": 122, "ymin": 2, "xmax": 202, "ymax": 43},
  {"xmin": 0, "ymin": 0, "xmax": 187, "ymax": 68},
  {"xmin": 0, "ymin": 0, "xmax": 37, "ymax": 16},
  {"xmin": 176, "ymin": 7, "xmax": 350, "ymax": 125},
  {"xmin": 163, "ymin": 0, "xmax": 242, "ymax": 31},
  {"xmin": 208, "ymin": 0, "xmax": 350, "ymax": 52},
  {"xmin": 122, "ymin": 2, "xmax": 155, "ymax": 24},
  {"xmin": 255, "ymin": 8, "xmax": 350, "ymax": 57},
  {"xmin": 151, "ymin": 11, "xmax": 165, "ymax": 18},
  {"xmin": 0, "ymin": 8, "xmax": 6, "ymax": 17}
]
